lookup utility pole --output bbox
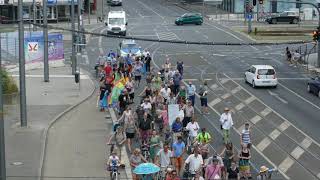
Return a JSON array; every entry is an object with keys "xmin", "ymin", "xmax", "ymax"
[
  {"xmin": 78, "ymin": 0, "xmax": 82, "ymax": 53},
  {"xmin": 88, "ymin": 0, "xmax": 91, "ymax": 24},
  {"xmin": 18, "ymin": 0, "xmax": 27, "ymax": 127},
  {"xmin": 33, "ymin": 0, "xmax": 36, "ymax": 31},
  {"xmin": 0, "ymin": 32, "xmax": 7, "ymax": 180},
  {"xmin": 43, "ymin": 0, "xmax": 49, "ymax": 82},
  {"xmin": 71, "ymin": 0, "xmax": 76, "ymax": 74}
]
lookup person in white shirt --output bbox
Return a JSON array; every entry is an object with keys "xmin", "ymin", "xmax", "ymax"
[
  {"xmin": 141, "ymin": 98, "xmax": 152, "ymax": 113},
  {"xmin": 160, "ymin": 85, "xmax": 171, "ymax": 103},
  {"xmin": 185, "ymin": 149, "xmax": 203, "ymax": 176},
  {"xmin": 219, "ymin": 107, "xmax": 233, "ymax": 144},
  {"xmin": 178, "ymin": 104, "xmax": 185, "ymax": 122},
  {"xmin": 186, "ymin": 118, "xmax": 200, "ymax": 143}
]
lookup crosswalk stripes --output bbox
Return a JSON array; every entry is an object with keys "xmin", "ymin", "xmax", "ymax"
[{"xmin": 156, "ymin": 31, "xmax": 179, "ymax": 41}]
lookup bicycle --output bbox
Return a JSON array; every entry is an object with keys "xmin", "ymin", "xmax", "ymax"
[
  {"xmin": 110, "ymin": 163, "xmax": 120, "ymax": 180},
  {"xmin": 141, "ymin": 140, "xmax": 150, "ymax": 161}
]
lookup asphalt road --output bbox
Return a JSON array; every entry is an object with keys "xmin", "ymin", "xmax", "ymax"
[{"xmin": 81, "ymin": 0, "xmax": 320, "ymax": 179}]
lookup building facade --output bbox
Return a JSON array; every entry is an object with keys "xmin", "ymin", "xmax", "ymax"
[{"xmin": 0, "ymin": 0, "xmax": 96, "ymax": 22}]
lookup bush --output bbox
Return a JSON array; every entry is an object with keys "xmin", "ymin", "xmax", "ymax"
[{"xmin": 0, "ymin": 69, "xmax": 18, "ymax": 94}]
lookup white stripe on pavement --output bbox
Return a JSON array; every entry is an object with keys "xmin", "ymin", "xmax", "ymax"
[
  {"xmin": 301, "ymin": 137, "xmax": 313, "ymax": 149},
  {"xmin": 244, "ymin": 96, "xmax": 256, "ymax": 104},
  {"xmin": 269, "ymin": 129, "xmax": 281, "ymax": 140},
  {"xmin": 209, "ymin": 98, "xmax": 221, "ymax": 107},
  {"xmin": 279, "ymin": 121, "xmax": 290, "ymax": 132},
  {"xmin": 235, "ymin": 103, "xmax": 245, "ymax": 111},
  {"xmin": 231, "ymin": 86, "xmax": 242, "ymax": 94},
  {"xmin": 291, "ymin": 146, "xmax": 305, "ymax": 159},
  {"xmin": 257, "ymin": 137, "xmax": 271, "ymax": 152},
  {"xmin": 260, "ymin": 107, "xmax": 272, "ymax": 117},
  {"xmin": 210, "ymin": 83, "xmax": 218, "ymax": 89},
  {"xmin": 220, "ymin": 78, "xmax": 229, "ymax": 84},
  {"xmin": 278, "ymin": 157, "xmax": 295, "ymax": 173},
  {"xmin": 250, "ymin": 115, "xmax": 262, "ymax": 124},
  {"xmin": 221, "ymin": 93, "xmax": 231, "ymax": 99}
]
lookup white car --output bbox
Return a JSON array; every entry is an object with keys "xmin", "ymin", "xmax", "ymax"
[
  {"xmin": 245, "ymin": 65, "xmax": 278, "ymax": 88},
  {"xmin": 105, "ymin": 11, "xmax": 127, "ymax": 36}
]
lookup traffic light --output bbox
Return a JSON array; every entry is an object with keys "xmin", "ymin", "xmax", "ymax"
[
  {"xmin": 253, "ymin": 0, "xmax": 256, "ymax": 6},
  {"xmin": 313, "ymin": 30, "xmax": 318, "ymax": 41},
  {"xmin": 259, "ymin": 0, "xmax": 263, "ymax": 4}
]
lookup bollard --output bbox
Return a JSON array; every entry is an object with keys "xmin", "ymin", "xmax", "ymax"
[
  {"xmin": 75, "ymin": 70, "xmax": 80, "ymax": 83},
  {"xmin": 254, "ymin": 27, "xmax": 258, "ymax": 35}
]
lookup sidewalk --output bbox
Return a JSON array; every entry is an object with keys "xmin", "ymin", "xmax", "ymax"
[{"xmin": 3, "ymin": 66, "xmax": 95, "ymax": 180}]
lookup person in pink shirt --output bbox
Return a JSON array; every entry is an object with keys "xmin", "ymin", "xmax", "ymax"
[
  {"xmin": 158, "ymin": 105, "xmax": 169, "ymax": 129},
  {"xmin": 205, "ymin": 158, "xmax": 221, "ymax": 180}
]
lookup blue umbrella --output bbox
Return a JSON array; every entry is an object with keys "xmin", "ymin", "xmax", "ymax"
[{"xmin": 133, "ymin": 163, "xmax": 160, "ymax": 175}]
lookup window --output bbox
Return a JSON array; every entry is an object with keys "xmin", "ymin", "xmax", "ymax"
[
  {"xmin": 258, "ymin": 69, "xmax": 275, "ymax": 75},
  {"xmin": 251, "ymin": 67, "xmax": 256, "ymax": 73},
  {"xmin": 109, "ymin": 18, "xmax": 124, "ymax": 25}
]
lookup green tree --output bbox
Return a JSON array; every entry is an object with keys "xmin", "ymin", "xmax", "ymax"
[{"xmin": 0, "ymin": 69, "xmax": 18, "ymax": 94}]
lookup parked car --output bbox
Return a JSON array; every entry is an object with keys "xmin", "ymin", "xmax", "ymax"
[
  {"xmin": 245, "ymin": 65, "xmax": 278, "ymax": 88},
  {"xmin": 175, "ymin": 13, "xmax": 203, "ymax": 25},
  {"xmin": 307, "ymin": 76, "xmax": 320, "ymax": 97},
  {"xmin": 118, "ymin": 40, "xmax": 142, "ymax": 57},
  {"xmin": 265, "ymin": 11, "xmax": 300, "ymax": 24}
]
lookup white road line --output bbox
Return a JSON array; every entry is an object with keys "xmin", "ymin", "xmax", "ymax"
[
  {"xmin": 235, "ymin": 103, "xmax": 245, "ymax": 111},
  {"xmin": 279, "ymin": 121, "xmax": 290, "ymax": 132},
  {"xmin": 221, "ymin": 93, "xmax": 231, "ymax": 99},
  {"xmin": 135, "ymin": 0, "xmax": 164, "ymax": 19},
  {"xmin": 212, "ymin": 53, "xmax": 226, "ymax": 57},
  {"xmin": 204, "ymin": 22, "xmax": 244, "ymax": 42},
  {"xmin": 257, "ymin": 137, "xmax": 271, "ymax": 151},
  {"xmin": 220, "ymin": 78, "xmax": 229, "ymax": 84},
  {"xmin": 291, "ymin": 146, "xmax": 305, "ymax": 159},
  {"xmin": 250, "ymin": 115, "xmax": 262, "ymax": 124},
  {"xmin": 209, "ymin": 98, "xmax": 222, "ymax": 107},
  {"xmin": 279, "ymin": 82, "xmax": 320, "ymax": 111},
  {"xmin": 317, "ymin": 173, "xmax": 320, "ymax": 179},
  {"xmin": 278, "ymin": 157, "xmax": 295, "ymax": 173},
  {"xmin": 210, "ymin": 84, "xmax": 218, "ymax": 89},
  {"xmin": 269, "ymin": 129, "xmax": 281, "ymax": 140},
  {"xmin": 245, "ymin": 96, "xmax": 256, "ymax": 104},
  {"xmin": 250, "ymin": 45, "xmax": 259, "ymax": 50},
  {"xmin": 98, "ymin": 28, "xmax": 107, "ymax": 54},
  {"xmin": 231, "ymin": 86, "xmax": 242, "ymax": 94},
  {"xmin": 301, "ymin": 137, "xmax": 312, "ymax": 149},
  {"xmin": 260, "ymin": 107, "xmax": 272, "ymax": 117},
  {"xmin": 82, "ymin": 54, "xmax": 89, "ymax": 64},
  {"xmin": 203, "ymin": 35, "xmax": 209, "ymax": 39}
]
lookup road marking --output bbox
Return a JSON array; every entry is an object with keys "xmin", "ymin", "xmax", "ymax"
[
  {"xmin": 82, "ymin": 54, "xmax": 89, "ymax": 64},
  {"xmin": 210, "ymin": 84, "xmax": 218, "ymax": 89},
  {"xmin": 231, "ymin": 86, "xmax": 242, "ymax": 94},
  {"xmin": 279, "ymin": 82, "xmax": 320, "ymax": 111},
  {"xmin": 212, "ymin": 53, "xmax": 226, "ymax": 57},
  {"xmin": 209, "ymin": 98, "xmax": 222, "ymax": 107},
  {"xmin": 235, "ymin": 103, "xmax": 245, "ymax": 111},
  {"xmin": 278, "ymin": 156, "xmax": 295, "ymax": 173},
  {"xmin": 135, "ymin": 0, "xmax": 164, "ymax": 19},
  {"xmin": 260, "ymin": 107, "xmax": 272, "ymax": 117},
  {"xmin": 204, "ymin": 22, "xmax": 244, "ymax": 42},
  {"xmin": 238, "ymin": 124, "xmax": 245, "ymax": 132},
  {"xmin": 317, "ymin": 173, "xmax": 320, "ymax": 179},
  {"xmin": 250, "ymin": 115, "xmax": 262, "ymax": 124},
  {"xmin": 157, "ymin": 32, "xmax": 179, "ymax": 40},
  {"xmin": 250, "ymin": 45, "xmax": 259, "ymax": 50},
  {"xmin": 98, "ymin": 28, "xmax": 107, "ymax": 54},
  {"xmin": 291, "ymin": 146, "xmax": 305, "ymax": 159},
  {"xmin": 220, "ymin": 78, "xmax": 229, "ymax": 84},
  {"xmin": 221, "ymin": 93, "xmax": 231, "ymax": 99},
  {"xmin": 245, "ymin": 96, "xmax": 256, "ymax": 104},
  {"xmin": 269, "ymin": 129, "xmax": 281, "ymax": 140},
  {"xmin": 279, "ymin": 121, "xmax": 290, "ymax": 132},
  {"xmin": 257, "ymin": 137, "xmax": 271, "ymax": 151},
  {"xmin": 203, "ymin": 35, "xmax": 209, "ymax": 39},
  {"xmin": 301, "ymin": 137, "xmax": 312, "ymax": 149}
]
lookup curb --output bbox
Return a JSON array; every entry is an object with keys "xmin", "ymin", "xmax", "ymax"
[{"xmin": 38, "ymin": 69, "xmax": 96, "ymax": 180}]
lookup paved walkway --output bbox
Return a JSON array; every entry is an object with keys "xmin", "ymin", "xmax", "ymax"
[{"xmin": 3, "ymin": 66, "xmax": 94, "ymax": 180}]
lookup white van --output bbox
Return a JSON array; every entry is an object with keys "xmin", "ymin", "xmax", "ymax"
[
  {"xmin": 245, "ymin": 65, "xmax": 278, "ymax": 88},
  {"xmin": 105, "ymin": 11, "xmax": 127, "ymax": 36}
]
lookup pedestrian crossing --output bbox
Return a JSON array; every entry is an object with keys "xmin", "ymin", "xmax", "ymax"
[{"xmin": 156, "ymin": 31, "xmax": 179, "ymax": 41}]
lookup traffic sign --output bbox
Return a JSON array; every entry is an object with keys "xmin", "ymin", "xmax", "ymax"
[{"xmin": 47, "ymin": 0, "xmax": 57, "ymax": 4}]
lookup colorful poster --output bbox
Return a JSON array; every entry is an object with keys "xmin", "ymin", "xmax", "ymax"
[{"xmin": 24, "ymin": 32, "xmax": 64, "ymax": 63}]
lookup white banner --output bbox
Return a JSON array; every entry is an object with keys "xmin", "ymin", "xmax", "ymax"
[{"xmin": 168, "ymin": 104, "xmax": 180, "ymax": 127}]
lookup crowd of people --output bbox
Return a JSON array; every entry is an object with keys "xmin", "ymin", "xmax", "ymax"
[{"xmin": 97, "ymin": 49, "xmax": 277, "ymax": 179}]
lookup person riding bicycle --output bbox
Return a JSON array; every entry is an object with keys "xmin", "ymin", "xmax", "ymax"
[
  {"xmin": 107, "ymin": 49, "xmax": 116, "ymax": 59},
  {"xmin": 195, "ymin": 128, "xmax": 211, "ymax": 144},
  {"xmin": 172, "ymin": 117, "xmax": 183, "ymax": 142},
  {"xmin": 257, "ymin": 166, "xmax": 277, "ymax": 180},
  {"xmin": 107, "ymin": 151, "xmax": 121, "ymax": 177}
]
